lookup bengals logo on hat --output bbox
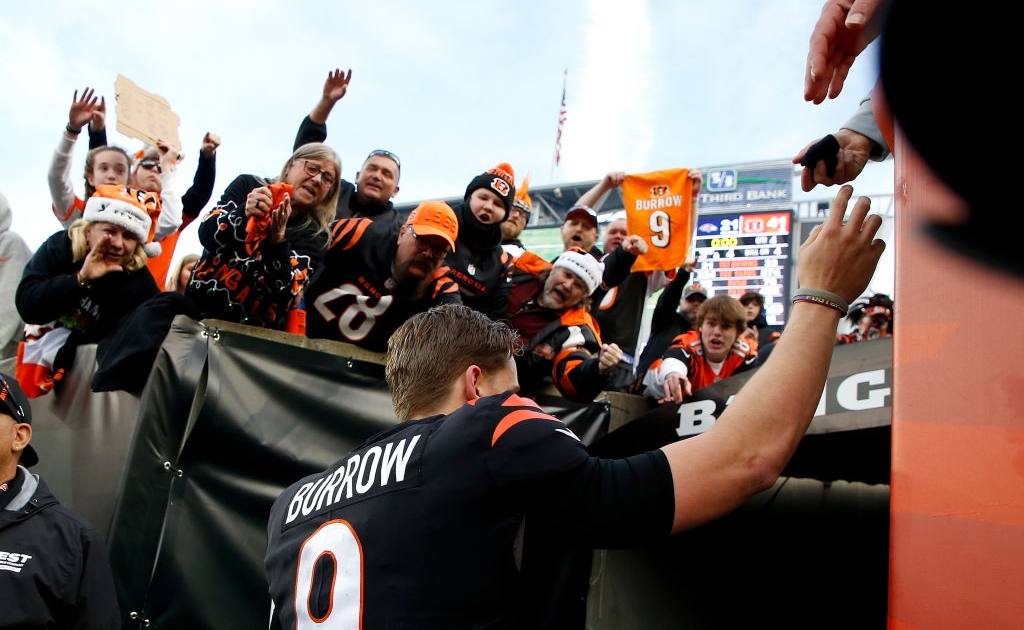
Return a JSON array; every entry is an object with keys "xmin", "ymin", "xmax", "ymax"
[
  {"xmin": 464, "ymin": 162, "xmax": 517, "ymax": 220},
  {"xmin": 490, "ymin": 177, "xmax": 511, "ymax": 197}
]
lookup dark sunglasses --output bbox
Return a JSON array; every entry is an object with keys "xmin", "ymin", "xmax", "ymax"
[
  {"xmin": 366, "ymin": 149, "xmax": 401, "ymax": 170},
  {"xmin": 138, "ymin": 160, "xmax": 162, "ymax": 173}
]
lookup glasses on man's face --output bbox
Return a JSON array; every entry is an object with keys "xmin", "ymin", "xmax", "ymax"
[
  {"xmin": 406, "ymin": 226, "xmax": 450, "ymax": 258},
  {"xmin": 366, "ymin": 149, "xmax": 401, "ymax": 171},
  {"xmin": 138, "ymin": 160, "xmax": 162, "ymax": 173},
  {"xmin": 298, "ymin": 159, "xmax": 336, "ymax": 187}
]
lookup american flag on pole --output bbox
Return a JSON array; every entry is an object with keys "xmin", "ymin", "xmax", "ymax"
[{"xmin": 554, "ymin": 69, "xmax": 567, "ymax": 167}]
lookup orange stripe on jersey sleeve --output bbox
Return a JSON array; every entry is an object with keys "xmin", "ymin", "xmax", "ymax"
[
  {"xmin": 553, "ymin": 350, "xmax": 587, "ymax": 400},
  {"xmin": 491, "ymin": 408, "xmax": 560, "ymax": 446},
  {"xmin": 502, "ymin": 394, "xmax": 543, "ymax": 410},
  {"xmin": 330, "ymin": 218, "xmax": 372, "ymax": 250},
  {"xmin": 53, "ymin": 196, "xmax": 85, "ymax": 224},
  {"xmin": 429, "ymin": 266, "xmax": 462, "ymax": 298}
]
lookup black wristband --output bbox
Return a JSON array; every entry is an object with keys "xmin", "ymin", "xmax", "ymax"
[{"xmin": 65, "ymin": 123, "xmax": 81, "ymax": 136}]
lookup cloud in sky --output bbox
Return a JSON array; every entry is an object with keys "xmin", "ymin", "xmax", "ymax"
[{"xmin": 1, "ymin": 0, "xmax": 892, "ymax": 267}]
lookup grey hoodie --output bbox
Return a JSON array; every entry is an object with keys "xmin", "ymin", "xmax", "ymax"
[{"xmin": 0, "ymin": 191, "xmax": 32, "ymax": 359}]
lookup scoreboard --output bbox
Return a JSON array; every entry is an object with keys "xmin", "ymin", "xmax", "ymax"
[{"xmin": 690, "ymin": 209, "xmax": 793, "ymax": 326}]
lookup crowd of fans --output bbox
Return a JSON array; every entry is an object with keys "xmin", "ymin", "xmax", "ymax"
[
  {"xmin": 0, "ymin": 0, "xmax": 910, "ymax": 623},
  {"xmin": 2, "ymin": 71, "xmax": 894, "ymax": 407}
]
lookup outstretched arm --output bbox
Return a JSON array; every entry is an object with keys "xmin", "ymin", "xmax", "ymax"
[
  {"xmin": 294, "ymin": 68, "xmax": 352, "ymax": 150},
  {"xmin": 792, "ymin": 96, "xmax": 887, "ymax": 192},
  {"xmin": 309, "ymin": 68, "xmax": 352, "ymax": 124},
  {"xmin": 49, "ymin": 88, "xmax": 108, "ymax": 225},
  {"xmin": 181, "ymin": 132, "xmax": 221, "ymax": 221},
  {"xmin": 661, "ymin": 184, "xmax": 884, "ymax": 533},
  {"xmin": 576, "ymin": 170, "xmax": 626, "ymax": 208},
  {"xmin": 649, "ymin": 261, "xmax": 694, "ymax": 333},
  {"xmin": 803, "ymin": 0, "xmax": 888, "ymax": 104},
  {"xmin": 152, "ymin": 139, "xmax": 183, "ymax": 242},
  {"xmin": 86, "ymin": 94, "xmax": 108, "ymax": 150}
]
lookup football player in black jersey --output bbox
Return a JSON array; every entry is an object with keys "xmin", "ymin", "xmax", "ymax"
[{"xmin": 266, "ymin": 184, "xmax": 885, "ymax": 629}]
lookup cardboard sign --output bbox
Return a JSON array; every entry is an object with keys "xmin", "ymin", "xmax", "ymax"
[{"xmin": 114, "ymin": 74, "xmax": 180, "ymax": 149}]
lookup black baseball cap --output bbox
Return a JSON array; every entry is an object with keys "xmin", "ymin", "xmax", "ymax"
[
  {"xmin": 683, "ymin": 286, "xmax": 707, "ymax": 300},
  {"xmin": 0, "ymin": 372, "xmax": 38, "ymax": 467},
  {"xmin": 565, "ymin": 204, "xmax": 598, "ymax": 229}
]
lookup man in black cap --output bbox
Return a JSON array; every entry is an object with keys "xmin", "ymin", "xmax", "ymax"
[
  {"xmin": 558, "ymin": 203, "xmax": 601, "ymax": 259},
  {"xmin": 631, "ymin": 279, "xmax": 705, "ymax": 393},
  {"xmin": 0, "ymin": 371, "xmax": 121, "ymax": 628}
]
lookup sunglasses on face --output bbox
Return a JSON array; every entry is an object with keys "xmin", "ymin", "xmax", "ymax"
[
  {"xmin": 366, "ymin": 149, "xmax": 401, "ymax": 170},
  {"xmin": 138, "ymin": 160, "xmax": 162, "ymax": 173}
]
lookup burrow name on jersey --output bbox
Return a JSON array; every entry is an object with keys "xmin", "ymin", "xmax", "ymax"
[{"xmin": 285, "ymin": 435, "xmax": 422, "ymax": 525}]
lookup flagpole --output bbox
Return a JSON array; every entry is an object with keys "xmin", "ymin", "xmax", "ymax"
[{"xmin": 550, "ymin": 69, "xmax": 567, "ymax": 182}]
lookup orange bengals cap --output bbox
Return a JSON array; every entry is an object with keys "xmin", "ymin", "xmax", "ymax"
[{"xmin": 405, "ymin": 201, "xmax": 459, "ymax": 252}]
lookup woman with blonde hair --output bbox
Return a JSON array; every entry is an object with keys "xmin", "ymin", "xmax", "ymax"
[
  {"xmin": 14, "ymin": 186, "xmax": 161, "ymax": 397},
  {"xmin": 186, "ymin": 142, "xmax": 340, "ymax": 329},
  {"xmin": 165, "ymin": 253, "xmax": 199, "ymax": 293}
]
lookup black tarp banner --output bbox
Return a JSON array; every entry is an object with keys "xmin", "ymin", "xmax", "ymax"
[
  {"xmin": 590, "ymin": 337, "xmax": 893, "ymax": 484},
  {"xmin": 17, "ymin": 318, "xmax": 891, "ymax": 629}
]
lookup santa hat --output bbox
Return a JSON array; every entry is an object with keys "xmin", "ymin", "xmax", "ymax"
[
  {"xmin": 464, "ymin": 162, "xmax": 516, "ymax": 221},
  {"xmin": 554, "ymin": 247, "xmax": 604, "ymax": 294},
  {"xmin": 84, "ymin": 185, "xmax": 161, "ymax": 257}
]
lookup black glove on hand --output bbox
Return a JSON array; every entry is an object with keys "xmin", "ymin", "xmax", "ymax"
[{"xmin": 799, "ymin": 134, "xmax": 841, "ymax": 178}]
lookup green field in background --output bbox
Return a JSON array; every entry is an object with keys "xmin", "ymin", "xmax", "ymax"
[{"xmin": 519, "ymin": 227, "xmax": 564, "ymax": 261}]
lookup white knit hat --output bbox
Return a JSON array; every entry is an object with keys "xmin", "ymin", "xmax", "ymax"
[
  {"xmin": 84, "ymin": 185, "xmax": 159, "ymax": 257},
  {"xmin": 553, "ymin": 247, "xmax": 604, "ymax": 294}
]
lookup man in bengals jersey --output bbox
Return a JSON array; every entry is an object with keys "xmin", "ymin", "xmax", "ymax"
[
  {"xmin": 506, "ymin": 247, "xmax": 624, "ymax": 403},
  {"xmin": 639, "ymin": 294, "xmax": 759, "ymax": 404},
  {"xmin": 303, "ymin": 200, "xmax": 461, "ymax": 352},
  {"xmin": 265, "ymin": 185, "xmax": 885, "ymax": 629}
]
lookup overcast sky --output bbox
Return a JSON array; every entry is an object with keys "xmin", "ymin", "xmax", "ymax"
[{"xmin": 1, "ymin": 0, "xmax": 892, "ymax": 267}]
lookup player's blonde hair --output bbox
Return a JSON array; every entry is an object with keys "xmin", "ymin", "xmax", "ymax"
[{"xmin": 386, "ymin": 304, "xmax": 521, "ymax": 421}]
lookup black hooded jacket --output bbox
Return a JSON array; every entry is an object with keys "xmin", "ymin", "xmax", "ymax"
[
  {"xmin": 444, "ymin": 201, "xmax": 513, "ymax": 321},
  {"xmin": 0, "ymin": 466, "xmax": 121, "ymax": 628}
]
